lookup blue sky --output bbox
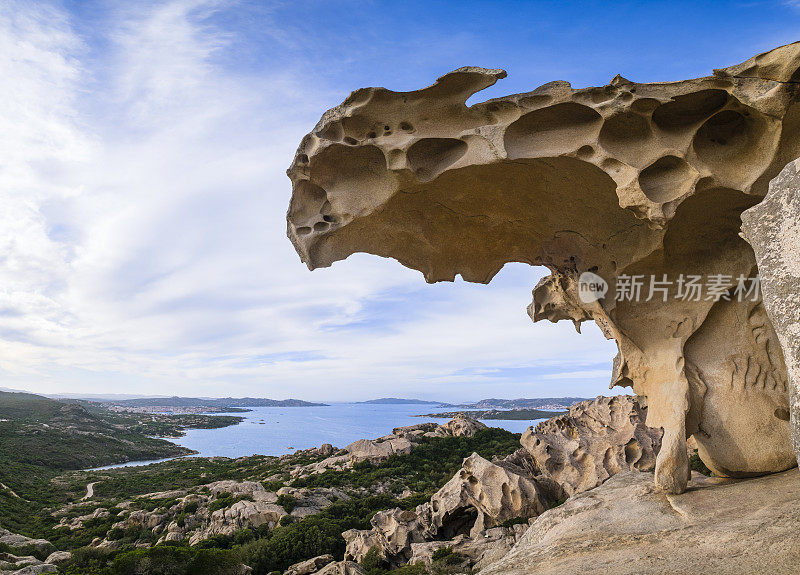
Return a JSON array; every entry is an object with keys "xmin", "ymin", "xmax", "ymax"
[{"xmin": 0, "ymin": 0, "xmax": 797, "ymax": 401}]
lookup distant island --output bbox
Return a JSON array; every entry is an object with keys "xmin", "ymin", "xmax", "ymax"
[
  {"xmin": 358, "ymin": 397, "xmax": 453, "ymax": 405},
  {"xmin": 417, "ymin": 408, "xmax": 565, "ymax": 421},
  {"xmin": 103, "ymin": 396, "xmax": 327, "ymax": 413},
  {"xmin": 455, "ymin": 397, "xmax": 589, "ymax": 410}
]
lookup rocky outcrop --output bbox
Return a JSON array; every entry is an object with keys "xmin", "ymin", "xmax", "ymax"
[
  {"xmin": 0, "ymin": 528, "xmax": 50, "ymax": 551},
  {"xmin": 287, "ymin": 42, "xmax": 800, "ymax": 493},
  {"xmin": 284, "ymin": 554, "xmax": 335, "ymax": 575},
  {"xmin": 425, "ymin": 453, "xmax": 549, "ymax": 537},
  {"xmin": 0, "ymin": 529, "xmax": 57, "ymax": 575},
  {"xmin": 441, "ymin": 413, "xmax": 487, "ymax": 437},
  {"xmin": 344, "ymin": 436, "xmax": 413, "ymax": 463},
  {"xmin": 344, "ymin": 450, "xmax": 557, "ymax": 566},
  {"xmin": 742, "ymin": 159, "xmax": 800, "ymax": 469},
  {"xmin": 315, "ymin": 561, "xmax": 365, "ymax": 575},
  {"xmin": 343, "ymin": 508, "xmax": 427, "ymax": 564},
  {"xmin": 410, "ymin": 524, "xmax": 528, "ymax": 572},
  {"xmin": 521, "ymin": 395, "xmax": 662, "ymax": 495},
  {"xmin": 481, "ymin": 469, "xmax": 800, "ymax": 575}
]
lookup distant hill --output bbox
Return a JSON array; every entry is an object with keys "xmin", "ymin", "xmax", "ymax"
[
  {"xmin": 108, "ymin": 396, "xmax": 327, "ymax": 408},
  {"xmin": 457, "ymin": 397, "xmax": 589, "ymax": 410},
  {"xmin": 0, "ymin": 391, "xmax": 199, "ymax": 472},
  {"xmin": 358, "ymin": 397, "xmax": 452, "ymax": 405}
]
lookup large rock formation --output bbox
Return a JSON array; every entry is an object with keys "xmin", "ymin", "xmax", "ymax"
[
  {"xmin": 522, "ymin": 395, "xmax": 662, "ymax": 495},
  {"xmin": 480, "ymin": 469, "xmax": 800, "ymax": 575},
  {"xmin": 741, "ymin": 159, "xmax": 800, "ymax": 468},
  {"xmin": 287, "ymin": 42, "xmax": 800, "ymax": 493},
  {"xmin": 424, "ymin": 453, "xmax": 549, "ymax": 537},
  {"xmin": 344, "ymin": 449, "xmax": 561, "ymax": 566}
]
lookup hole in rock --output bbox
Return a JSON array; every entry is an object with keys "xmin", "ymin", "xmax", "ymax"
[
  {"xmin": 504, "ymin": 102, "xmax": 602, "ymax": 159},
  {"xmin": 638, "ymin": 155, "xmax": 697, "ymax": 203},
  {"xmin": 599, "ymin": 111, "xmax": 652, "ymax": 160},
  {"xmin": 693, "ymin": 110, "xmax": 751, "ymax": 159},
  {"xmin": 652, "ymin": 89, "xmax": 729, "ymax": 130},
  {"xmin": 624, "ymin": 439, "xmax": 641, "ymax": 464},
  {"xmin": 316, "ymin": 122, "xmax": 343, "ymax": 141},
  {"xmin": 406, "ymin": 138, "xmax": 468, "ymax": 182},
  {"xmin": 313, "ymin": 221, "xmax": 329, "ymax": 232},
  {"xmin": 288, "ymin": 181, "xmax": 328, "ymax": 223},
  {"xmin": 439, "ymin": 507, "xmax": 478, "ymax": 540},
  {"xmin": 775, "ymin": 408, "xmax": 790, "ymax": 421}
]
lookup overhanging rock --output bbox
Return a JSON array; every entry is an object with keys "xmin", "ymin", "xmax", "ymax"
[{"xmin": 287, "ymin": 43, "xmax": 800, "ymax": 493}]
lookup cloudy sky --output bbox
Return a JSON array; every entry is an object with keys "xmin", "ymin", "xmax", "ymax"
[{"xmin": 1, "ymin": 1, "xmax": 798, "ymax": 402}]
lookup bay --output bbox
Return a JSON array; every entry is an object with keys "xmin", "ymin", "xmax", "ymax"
[{"xmin": 95, "ymin": 403, "xmax": 546, "ymax": 469}]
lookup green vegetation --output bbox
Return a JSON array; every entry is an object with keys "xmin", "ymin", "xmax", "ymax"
[
  {"xmin": 689, "ymin": 449, "xmax": 713, "ymax": 476},
  {"xmin": 275, "ymin": 493, "xmax": 297, "ymax": 513},
  {"xmin": 0, "ymin": 391, "xmax": 245, "ymax": 542},
  {"xmin": 209, "ymin": 493, "xmax": 254, "ymax": 512},
  {"xmin": 292, "ymin": 428, "xmax": 522, "ymax": 498},
  {"xmin": 61, "ymin": 545, "xmax": 243, "ymax": 575},
  {"xmin": 238, "ymin": 494, "xmax": 399, "ymax": 574},
  {"xmin": 0, "ymin": 391, "xmax": 528, "ymax": 575}
]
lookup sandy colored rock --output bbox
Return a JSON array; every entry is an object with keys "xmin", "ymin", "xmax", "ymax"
[
  {"xmin": 409, "ymin": 524, "xmax": 528, "ymax": 571},
  {"xmin": 315, "ymin": 561, "xmax": 365, "ymax": 575},
  {"xmin": 521, "ymin": 395, "xmax": 662, "ymax": 495},
  {"xmin": 284, "ymin": 554, "xmax": 335, "ymax": 575},
  {"xmin": 742, "ymin": 159, "xmax": 800, "ymax": 468},
  {"xmin": 287, "ymin": 42, "xmax": 800, "ymax": 493},
  {"xmin": 481, "ymin": 469, "xmax": 800, "ymax": 575},
  {"xmin": 426, "ymin": 453, "xmax": 549, "ymax": 537},
  {"xmin": 0, "ymin": 528, "xmax": 50, "ymax": 551},
  {"xmin": 345, "ymin": 436, "xmax": 413, "ymax": 463},
  {"xmin": 343, "ymin": 508, "xmax": 427, "ymax": 564},
  {"xmin": 43, "ymin": 552, "xmax": 70, "ymax": 566},
  {"xmin": 441, "ymin": 413, "xmax": 487, "ymax": 437}
]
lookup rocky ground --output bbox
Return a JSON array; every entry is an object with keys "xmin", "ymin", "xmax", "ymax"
[{"xmin": 3, "ymin": 395, "xmax": 795, "ymax": 574}]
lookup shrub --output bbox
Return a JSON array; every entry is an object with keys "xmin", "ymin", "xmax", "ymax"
[
  {"xmin": 276, "ymin": 493, "xmax": 297, "ymax": 513},
  {"xmin": 431, "ymin": 546, "xmax": 453, "ymax": 562},
  {"xmin": 689, "ymin": 450, "xmax": 713, "ymax": 476}
]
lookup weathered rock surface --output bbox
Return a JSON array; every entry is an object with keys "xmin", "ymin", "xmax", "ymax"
[
  {"xmin": 315, "ymin": 561, "xmax": 365, "ymax": 575},
  {"xmin": 0, "ymin": 528, "xmax": 50, "ymax": 551},
  {"xmin": 481, "ymin": 469, "xmax": 800, "ymax": 575},
  {"xmin": 522, "ymin": 395, "xmax": 662, "ymax": 495},
  {"xmin": 409, "ymin": 524, "xmax": 528, "ymax": 572},
  {"xmin": 426, "ymin": 453, "xmax": 549, "ymax": 537},
  {"xmin": 345, "ymin": 436, "xmax": 413, "ymax": 463},
  {"xmin": 343, "ymin": 507, "xmax": 427, "ymax": 564},
  {"xmin": 344, "ymin": 449, "xmax": 556, "ymax": 566},
  {"xmin": 43, "ymin": 552, "xmax": 70, "ymax": 566},
  {"xmin": 441, "ymin": 413, "xmax": 487, "ymax": 437},
  {"xmin": 287, "ymin": 43, "xmax": 800, "ymax": 493},
  {"xmin": 742, "ymin": 159, "xmax": 800, "ymax": 468},
  {"xmin": 284, "ymin": 554, "xmax": 335, "ymax": 575}
]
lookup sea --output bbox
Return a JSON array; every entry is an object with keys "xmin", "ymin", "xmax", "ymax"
[{"xmin": 95, "ymin": 403, "xmax": 546, "ymax": 469}]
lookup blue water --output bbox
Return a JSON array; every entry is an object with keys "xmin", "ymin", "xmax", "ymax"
[
  {"xmin": 173, "ymin": 403, "xmax": 544, "ymax": 458},
  {"xmin": 90, "ymin": 404, "xmax": 545, "ymax": 469}
]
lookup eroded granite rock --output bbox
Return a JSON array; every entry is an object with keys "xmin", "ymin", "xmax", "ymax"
[
  {"xmin": 287, "ymin": 42, "xmax": 800, "ymax": 493},
  {"xmin": 742, "ymin": 159, "xmax": 800, "ymax": 468}
]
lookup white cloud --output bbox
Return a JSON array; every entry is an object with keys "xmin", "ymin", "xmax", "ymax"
[{"xmin": 0, "ymin": 0, "xmax": 617, "ymax": 401}]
